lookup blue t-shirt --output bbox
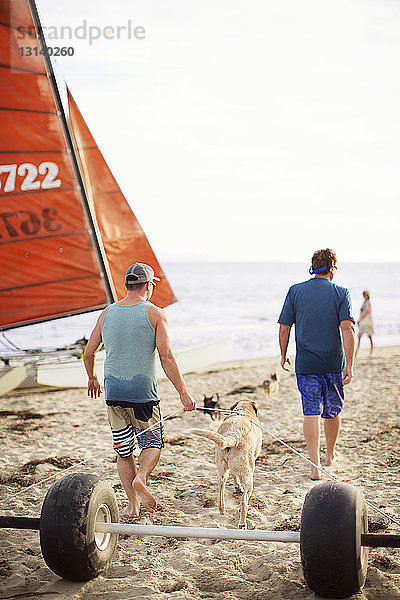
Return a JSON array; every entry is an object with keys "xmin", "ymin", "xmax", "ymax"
[{"xmin": 278, "ymin": 278, "xmax": 355, "ymax": 374}]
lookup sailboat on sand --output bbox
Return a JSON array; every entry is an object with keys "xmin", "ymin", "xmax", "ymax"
[{"xmin": 0, "ymin": 0, "xmax": 231, "ymax": 395}]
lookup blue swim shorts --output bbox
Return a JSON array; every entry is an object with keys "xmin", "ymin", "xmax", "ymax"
[{"xmin": 296, "ymin": 373, "xmax": 344, "ymax": 419}]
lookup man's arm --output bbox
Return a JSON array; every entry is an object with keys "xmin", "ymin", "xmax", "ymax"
[
  {"xmin": 279, "ymin": 324, "xmax": 292, "ymax": 371},
  {"xmin": 340, "ymin": 320, "xmax": 355, "ymax": 385},
  {"xmin": 278, "ymin": 288, "xmax": 294, "ymax": 371},
  {"xmin": 83, "ymin": 309, "xmax": 106, "ymax": 398},
  {"xmin": 150, "ymin": 306, "xmax": 196, "ymax": 411}
]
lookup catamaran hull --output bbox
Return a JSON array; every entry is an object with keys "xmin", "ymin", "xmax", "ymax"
[{"xmin": 0, "ymin": 338, "xmax": 232, "ymax": 395}]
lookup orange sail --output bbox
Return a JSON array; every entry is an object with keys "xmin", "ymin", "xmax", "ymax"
[
  {"xmin": 0, "ymin": 0, "xmax": 175, "ymax": 331},
  {"xmin": 67, "ymin": 90, "xmax": 176, "ymax": 308}
]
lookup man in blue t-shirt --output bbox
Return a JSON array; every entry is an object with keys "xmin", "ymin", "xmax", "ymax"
[{"xmin": 278, "ymin": 248, "xmax": 355, "ymax": 480}]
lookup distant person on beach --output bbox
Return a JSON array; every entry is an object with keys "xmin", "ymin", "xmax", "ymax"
[
  {"xmin": 278, "ymin": 249, "xmax": 355, "ymax": 480},
  {"xmin": 84, "ymin": 262, "xmax": 196, "ymax": 516},
  {"xmin": 356, "ymin": 291, "xmax": 374, "ymax": 356}
]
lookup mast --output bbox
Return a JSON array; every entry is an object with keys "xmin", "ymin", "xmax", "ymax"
[{"xmin": 27, "ymin": 0, "xmax": 116, "ymax": 304}]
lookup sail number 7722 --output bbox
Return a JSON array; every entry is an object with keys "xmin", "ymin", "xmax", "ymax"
[{"xmin": 0, "ymin": 162, "xmax": 62, "ymax": 193}]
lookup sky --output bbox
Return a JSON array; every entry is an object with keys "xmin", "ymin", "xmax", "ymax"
[{"xmin": 35, "ymin": 0, "xmax": 400, "ymax": 263}]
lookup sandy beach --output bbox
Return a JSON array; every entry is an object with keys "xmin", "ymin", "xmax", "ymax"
[{"xmin": 0, "ymin": 346, "xmax": 399, "ymax": 600}]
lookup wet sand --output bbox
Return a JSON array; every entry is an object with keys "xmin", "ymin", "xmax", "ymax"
[{"xmin": 0, "ymin": 346, "xmax": 399, "ymax": 599}]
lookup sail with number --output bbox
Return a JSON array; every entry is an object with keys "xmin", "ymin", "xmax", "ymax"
[{"xmin": 0, "ymin": 0, "xmax": 176, "ymax": 332}]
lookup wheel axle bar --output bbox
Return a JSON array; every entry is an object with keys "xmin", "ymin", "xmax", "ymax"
[
  {"xmin": 1, "ymin": 515, "xmax": 399, "ymax": 548},
  {"xmin": 94, "ymin": 522, "xmax": 301, "ymax": 543},
  {"xmin": 94, "ymin": 522, "xmax": 400, "ymax": 548},
  {"xmin": 361, "ymin": 533, "xmax": 400, "ymax": 548},
  {"xmin": 0, "ymin": 516, "xmax": 40, "ymax": 530}
]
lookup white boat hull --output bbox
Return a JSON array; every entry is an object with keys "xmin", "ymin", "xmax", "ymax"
[{"xmin": 0, "ymin": 338, "xmax": 232, "ymax": 395}]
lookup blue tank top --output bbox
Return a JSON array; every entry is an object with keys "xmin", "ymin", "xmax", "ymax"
[{"xmin": 101, "ymin": 301, "xmax": 158, "ymax": 405}]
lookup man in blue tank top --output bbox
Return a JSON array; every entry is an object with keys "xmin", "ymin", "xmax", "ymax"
[
  {"xmin": 278, "ymin": 249, "xmax": 355, "ymax": 480},
  {"xmin": 84, "ymin": 263, "xmax": 196, "ymax": 517}
]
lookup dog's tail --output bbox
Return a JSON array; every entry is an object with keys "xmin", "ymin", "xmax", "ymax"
[{"xmin": 191, "ymin": 429, "xmax": 237, "ymax": 448}]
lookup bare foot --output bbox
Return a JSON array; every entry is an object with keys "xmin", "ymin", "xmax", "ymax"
[
  {"xmin": 325, "ymin": 455, "xmax": 336, "ymax": 467},
  {"xmin": 121, "ymin": 497, "xmax": 140, "ymax": 518},
  {"xmin": 310, "ymin": 466, "xmax": 322, "ymax": 480},
  {"xmin": 121, "ymin": 505, "xmax": 140, "ymax": 518},
  {"xmin": 326, "ymin": 451, "xmax": 341, "ymax": 468},
  {"xmin": 133, "ymin": 476, "xmax": 158, "ymax": 512},
  {"xmin": 120, "ymin": 485, "xmax": 140, "ymax": 517}
]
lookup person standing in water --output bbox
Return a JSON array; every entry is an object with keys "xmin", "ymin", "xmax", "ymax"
[
  {"xmin": 356, "ymin": 290, "xmax": 374, "ymax": 356},
  {"xmin": 84, "ymin": 263, "xmax": 196, "ymax": 516}
]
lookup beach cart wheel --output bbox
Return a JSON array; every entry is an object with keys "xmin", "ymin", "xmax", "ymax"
[
  {"xmin": 300, "ymin": 481, "xmax": 369, "ymax": 598},
  {"xmin": 40, "ymin": 473, "xmax": 119, "ymax": 581}
]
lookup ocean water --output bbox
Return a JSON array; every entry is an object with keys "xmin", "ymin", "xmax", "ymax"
[{"xmin": 2, "ymin": 262, "xmax": 400, "ymax": 361}]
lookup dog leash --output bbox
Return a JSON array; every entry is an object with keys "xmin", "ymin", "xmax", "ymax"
[
  {"xmin": 251, "ymin": 417, "xmax": 400, "ymax": 529},
  {"xmin": 196, "ymin": 407, "xmax": 239, "ymax": 415},
  {"xmin": 0, "ymin": 408, "xmax": 185, "ymax": 506},
  {"xmin": 197, "ymin": 406, "xmax": 400, "ymax": 529}
]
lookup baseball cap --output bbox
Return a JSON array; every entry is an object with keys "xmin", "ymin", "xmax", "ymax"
[{"xmin": 125, "ymin": 263, "xmax": 161, "ymax": 285}]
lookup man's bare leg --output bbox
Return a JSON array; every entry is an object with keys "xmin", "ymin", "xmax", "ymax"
[
  {"xmin": 117, "ymin": 455, "xmax": 140, "ymax": 517},
  {"xmin": 324, "ymin": 415, "xmax": 340, "ymax": 466},
  {"xmin": 133, "ymin": 448, "xmax": 161, "ymax": 512},
  {"xmin": 303, "ymin": 416, "xmax": 321, "ymax": 480},
  {"xmin": 368, "ymin": 335, "xmax": 374, "ymax": 355}
]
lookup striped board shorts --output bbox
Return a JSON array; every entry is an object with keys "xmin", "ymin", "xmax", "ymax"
[{"xmin": 106, "ymin": 401, "xmax": 164, "ymax": 458}]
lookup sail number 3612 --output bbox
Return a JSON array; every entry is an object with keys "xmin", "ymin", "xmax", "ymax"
[{"xmin": 0, "ymin": 162, "xmax": 62, "ymax": 193}]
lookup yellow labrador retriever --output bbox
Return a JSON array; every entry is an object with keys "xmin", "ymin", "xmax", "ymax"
[{"xmin": 191, "ymin": 400, "xmax": 262, "ymax": 529}]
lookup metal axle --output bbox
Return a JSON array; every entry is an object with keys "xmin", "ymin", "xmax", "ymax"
[
  {"xmin": 1, "ymin": 516, "xmax": 399, "ymax": 548},
  {"xmin": 0, "ymin": 516, "xmax": 40, "ymax": 530},
  {"xmin": 94, "ymin": 522, "xmax": 400, "ymax": 548},
  {"xmin": 361, "ymin": 533, "xmax": 400, "ymax": 548},
  {"xmin": 94, "ymin": 522, "xmax": 301, "ymax": 542}
]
